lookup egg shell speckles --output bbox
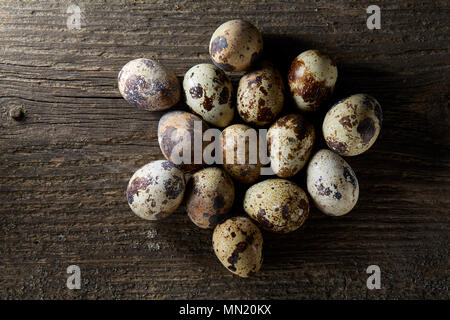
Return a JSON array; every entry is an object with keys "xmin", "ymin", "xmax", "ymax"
[
  {"xmin": 183, "ymin": 64, "xmax": 234, "ymax": 127},
  {"xmin": 288, "ymin": 50, "xmax": 337, "ymax": 112},
  {"xmin": 118, "ymin": 58, "xmax": 180, "ymax": 111},
  {"xmin": 323, "ymin": 94, "xmax": 382, "ymax": 156},
  {"xmin": 126, "ymin": 160, "xmax": 185, "ymax": 220},
  {"xmin": 244, "ymin": 179, "xmax": 310, "ymax": 233},
  {"xmin": 158, "ymin": 111, "xmax": 210, "ymax": 171},
  {"xmin": 209, "ymin": 20, "xmax": 263, "ymax": 72},
  {"xmin": 221, "ymin": 124, "xmax": 263, "ymax": 184},
  {"xmin": 268, "ymin": 114, "xmax": 315, "ymax": 178},
  {"xmin": 237, "ymin": 64, "xmax": 284, "ymax": 126},
  {"xmin": 212, "ymin": 216, "xmax": 263, "ymax": 277},
  {"xmin": 185, "ymin": 167, "xmax": 235, "ymax": 229},
  {"xmin": 306, "ymin": 149, "xmax": 359, "ymax": 216}
]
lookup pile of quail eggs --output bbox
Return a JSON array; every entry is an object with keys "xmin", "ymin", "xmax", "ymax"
[{"xmin": 119, "ymin": 20, "xmax": 382, "ymax": 278}]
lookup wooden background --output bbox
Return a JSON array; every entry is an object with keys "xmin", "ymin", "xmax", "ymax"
[{"xmin": 0, "ymin": 0, "xmax": 449, "ymax": 299}]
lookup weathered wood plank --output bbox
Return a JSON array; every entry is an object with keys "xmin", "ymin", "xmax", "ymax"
[{"xmin": 0, "ymin": 0, "xmax": 449, "ymax": 299}]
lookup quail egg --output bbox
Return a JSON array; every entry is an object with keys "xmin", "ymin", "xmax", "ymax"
[
  {"xmin": 244, "ymin": 179, "xmax": 310, "ymax": 233},
  {"xmin": 323, "ymin": 94, "xmax": 382, "ymax": 156},
  {"xmin": 185, "ymin": 167, "xmax": 235, "ymax": 229},
  {"xmin": 126, "ymin": 160, "xmax": 185, "ymax": 220},
  {"xmin": 306, "ymin": 149, "xmax": 359, "ymax": 216},
  {"xmin": 209, "ymin": 20, "xmax": 263, "ymax": 72},
  {"xmin": 118, "ymin": 58, "xmax": 180, "ymax": 111},
  {"xmin": 212, "ymin": 216, "xmax": 263, "ymax": 277},
  {"xmin": 237, "ymin": 63, "xmax": 284, "ymax": 126},
  {"xmin": 288, "ymin": 50, "xmax": 337, "ymax": 112},
  {"xmin": 183, "ymin": 63, "xmax": 234, "ymax": 127},
  {"xmin": 221, "ymin": 124, "xmax": 263, "ymax": 184},
  {"xmin": 267, "ymin": 114, "xmax": 315, "ymax": 178},
  {"xmin": 158, "ymin": 111, "xmax": 210, "ymax": 171}
]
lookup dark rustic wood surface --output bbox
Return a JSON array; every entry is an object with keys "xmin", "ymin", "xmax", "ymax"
[{"xmin": 0, "ymin": 0, "xmax": 449, "ymax": 300}]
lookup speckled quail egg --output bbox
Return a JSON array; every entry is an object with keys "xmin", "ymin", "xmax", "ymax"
[
  {"xmin": 267, "ymin": 114, "xmax": 315, "ymax": 178},
  {"xmin": 212, "ymin": 216, "xmax": 263, "ymax": 277},
  {"xmin": 183, "ymin": 64, "xmax": 234, "ymax": 127},
  {"xmin": 118, "ymin": 58, "xmax": 180, "ymax": 111},
  {"xmin": 209, "ymin": 20, "xmax": 263, "ymax": 72},
  {"xmin": 306, "ymin": 149, "xmax": 359, "ymax": 216},
  {"xmin": 244, "ymin": 179, "xmax": 310, "ymax": 233},
  {"xmin": 221, "ymin": 124, "xmax": 263, "ymax": 184},
  {"xmin": 185, "ymin": 167, "xmax": 235, "ymax": 229},
  {"xmin": 237, "ymin": 63, "xmax": 284, "ymax": 126},
  {"xmin": 126, "ymin": 160, "xmax": 185, "ymax": 220},
  {"xmin": 158, "ymin": 111, "xmax": 210, "ymax": 171},
  {"xmin": 288, "ymin": 50, "xmax": 337, "ymax": 112},
  {"xmin": 323, "ymin": 94, "xmax": 382, "ymax": 156}
]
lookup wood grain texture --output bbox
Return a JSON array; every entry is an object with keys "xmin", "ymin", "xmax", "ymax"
[{"xmin": 0, "ymin": 0, "xmax": 449, "ymax": 299}]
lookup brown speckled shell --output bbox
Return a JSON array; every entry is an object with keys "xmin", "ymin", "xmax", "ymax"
[
  {"xmin": 288, "ymin": 50, "xmax": 337, "ymax": 112},
  {"xmin": 185, "ymin": 167, "xmax": 235, "ymax": 229},
  {"xmin": 126, "ymin": 160, "xmax": 185, "ymax": 220},
  {"xmin": 244, "ymin": 179, "xmax": 310, "ymax": 233},
  {"xmin": 306, "ymin": 149, "xmax": 359, "ymax": 216},
  {"xmin": 323, "ymin": 94, "xmax": 382, "ymax": 156},
  {"xmin": 212, "ymin": 216, "xmax": 263, "ymax": 277},
  {"xmin": 118, "ymin": 58, "xmax": 180, "ymax": 111},
  {"xmin": 221, "ymin": 124, "xmax": 263, "ymax": 184},
  {"xmin": 183, "ymin": 64, "xmax": 234, "ymax": 127},
  {"xmin": 237, "ymin": 64, "xmax": 284, "ymax": 126},
  {"xmin": 209, "ymin": 20, "xmax": 263, "ymax": 72},
  {"xmin": 158, "ymin": 111, "xmax": 210, "ymax": 171},
  {"xmin": 267, "ymin": 114, "xmax": 315, "ymax": 178}
]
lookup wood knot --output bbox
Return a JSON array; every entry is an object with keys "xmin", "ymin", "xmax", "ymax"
[{"xmin": 9, "ymin": 106, "xmax": 24, "ymax": 121}]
